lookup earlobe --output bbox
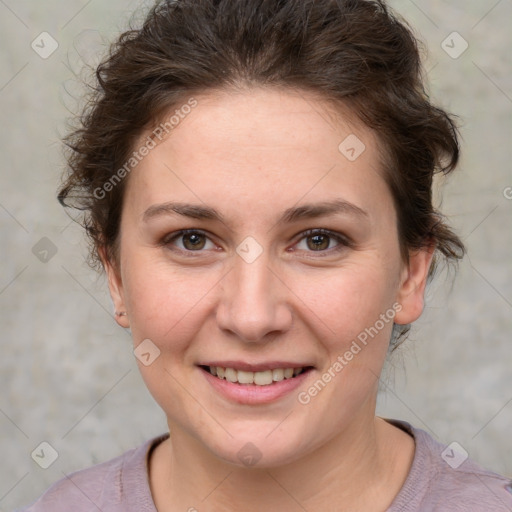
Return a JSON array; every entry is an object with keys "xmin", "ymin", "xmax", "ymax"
[
  {"xmin": 394, "ymin": 245, "xmax": 435, "ymax": 325},
  {"xmin": 99, "ymin": 247, "xmax": 130, "ymax": 328}
]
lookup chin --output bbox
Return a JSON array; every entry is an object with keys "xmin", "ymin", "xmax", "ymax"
[{"xmin": 194, "ymin": 417, "xmax": 322, "ymax": 469}]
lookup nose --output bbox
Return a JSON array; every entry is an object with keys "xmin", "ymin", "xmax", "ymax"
[{"xmin": 216, "ymin": 251, "xmax": 293, "ymax": 343}]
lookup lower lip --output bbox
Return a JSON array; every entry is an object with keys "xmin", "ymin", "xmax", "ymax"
[{"xmin": 200, "ymin": 367, "xmax": 313, "ymax": 404}]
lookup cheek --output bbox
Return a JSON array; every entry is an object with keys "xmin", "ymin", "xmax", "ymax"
[
  {"xmin": 120, "ymin": 257, "xmax": 221, "ymax": 416},
  {"xmin": 121, "ymin": 253, "xmax": 222, "ymax": 351},
  {"xmin": 295, "ymin": 260, "xmax": 400, "ymax": 344},
  {"xmin": 292, "ymin": 260, "xmax": 401, "ymax": 408},
  {"xmin": 294, "ymin": 267, "xmax": 398, "ymax": 412}
]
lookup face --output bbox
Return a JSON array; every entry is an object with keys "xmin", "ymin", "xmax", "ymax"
[{"xmin": 105, "ymin": 87, "xmax": 432, "ymax": 467}]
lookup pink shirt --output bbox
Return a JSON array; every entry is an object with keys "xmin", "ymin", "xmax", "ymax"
[{"xmin": 19, "ymin": 421, "xmax": 512, "ymax": 511}]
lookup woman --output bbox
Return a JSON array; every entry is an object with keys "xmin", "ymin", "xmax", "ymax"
[{"xmin": 20, "ymin": 0, "xmax": 512, "ymax": 510}]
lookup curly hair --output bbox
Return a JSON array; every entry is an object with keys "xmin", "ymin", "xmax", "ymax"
[{"xmin": 59, "ymin": 0, "xmax": 465, "ymax": 344}]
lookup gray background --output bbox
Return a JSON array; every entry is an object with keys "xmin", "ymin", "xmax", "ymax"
[{"xmin": 1, "ymin": 0, "xmax": 511, "ymax": 509}]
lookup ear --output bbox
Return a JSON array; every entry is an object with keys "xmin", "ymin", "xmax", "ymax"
[
  {"xmin": 393, "ymin": 245, "xmax": 435, "ymax": 325},
  {"xmin": 99, "ymin": 247, "xmax": 130, "ymax": 328}
]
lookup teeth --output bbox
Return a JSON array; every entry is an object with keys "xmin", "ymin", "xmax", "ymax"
[
  {"xmin": 208, "ymin": 366, "xmax": 305, "ymax": 385},
  {"xmin": 225, "ymin": 367, "xmax": 237, "ymax": 383},
  {"xmin": 272, "ymin": 368, "xmax": 284, "ymax": 382},
  {"xmin": 254, "ymin": 370, "xmax": 273, "ymax": 385},
  {"xmin": 237, "ymin": 370, "xmax": 254, "ymax": 384}
]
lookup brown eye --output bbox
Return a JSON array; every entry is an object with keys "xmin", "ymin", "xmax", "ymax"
[
  {"xmin": 306, "ymin": 233, "xmax": 330, "ymax": 251},
  {"xmin": 182, "ymin": 232, "xmax": 206, "ymax": 250},
  {"xmin": 164, "ymin": 230, "xmax": 216, "ymax": 252},
  {"xmin": 294, "ymin": 229, "xmax": 351, "ymax": 255}
]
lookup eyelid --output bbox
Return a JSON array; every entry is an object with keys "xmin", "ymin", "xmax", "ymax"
[
  {"xmin": 291, "ymin": 228, "xmax": 353, "ymax": 254},
  {"xmin": 161, "ymin": 229, "xmax": 219, "ymax": 254},
  {"xmin": 162, "ymin": 228, "xmax": 209, "ymax": 243},
  {"xmin": 160, "ymin": 228, "xmax": 352, "ymax": 255}
]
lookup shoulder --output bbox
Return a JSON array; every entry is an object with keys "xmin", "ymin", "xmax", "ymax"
[
  {"xmin": 387, "ymin": 420, "xmax": 512, "ymax": 512},
  {"xmin": 17, "ymin": 434, "xmax": 168, "ymax": 512}
]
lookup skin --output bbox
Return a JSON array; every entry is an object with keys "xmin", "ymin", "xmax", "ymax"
[{"xmin": 104, "ymin": 86, "xmax": 434, "ymax": 511}]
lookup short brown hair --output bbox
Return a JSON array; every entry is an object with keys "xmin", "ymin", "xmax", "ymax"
[{"xmin": 60, "ymin": 0, "xmax": 465, "ymax": 342}]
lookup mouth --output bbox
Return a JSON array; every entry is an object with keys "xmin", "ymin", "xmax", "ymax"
[{"xmin": 199, "ymin": 364, "xmax": 313, "ymax": 386}]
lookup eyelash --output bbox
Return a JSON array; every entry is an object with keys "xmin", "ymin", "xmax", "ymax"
[
  {"xmin": 161, "ymin": 228, "xmax": 352, "ymax": 257},
  {"xmin": 294, "ymin": 229, "xmax": 352, "ymax": 256}
]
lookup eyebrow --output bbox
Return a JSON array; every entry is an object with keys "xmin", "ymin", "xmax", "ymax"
[
  {"xmin": 143, "ymin": 202, "xmax": 224, "ymax": 222},
  {"xmin": 280, "ymin": 199, "xmax": 368, "ymax": 223},
  {"xmin": 142, "ymin": 199, "xmax": 368, "ymax": 224}
]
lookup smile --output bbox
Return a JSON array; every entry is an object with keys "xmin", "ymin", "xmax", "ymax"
[
  {"xmin": 203, "ymin": 365, "xmax": 308, "ymax": 386},
  {"xmin": 198, "ymin": 363, "xmax": 315, "ymax": 404}
]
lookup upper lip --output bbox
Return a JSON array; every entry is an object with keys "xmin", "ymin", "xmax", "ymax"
[{"xmin": 198, "ymin": 361, "xmax": 314, "ymax": 372}]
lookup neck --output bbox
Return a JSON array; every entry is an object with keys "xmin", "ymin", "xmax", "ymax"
[{"xmin": 149, "ymin": 412, "xmax": 415, "ymax": 511}]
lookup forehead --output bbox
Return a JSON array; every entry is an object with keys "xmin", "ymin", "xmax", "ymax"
[{"xmin": 125, "ymin": 87, "xmax": 394, "ymax": 225}]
